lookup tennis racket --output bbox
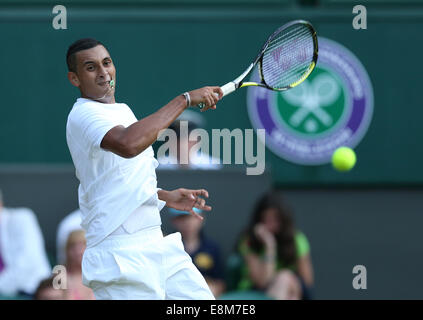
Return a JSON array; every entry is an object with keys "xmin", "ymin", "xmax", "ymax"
[{"xmin": 197, "ymin": 20, "xmax": 318, "ymax": 109}]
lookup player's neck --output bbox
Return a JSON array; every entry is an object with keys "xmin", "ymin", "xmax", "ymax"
[
  {"xmin": 95, "ymin": 96, "xmax": 116, "ymax": 104},
  {"xmin": 81, "ymin": 93, "xmax": 116, "ymax": 104}
]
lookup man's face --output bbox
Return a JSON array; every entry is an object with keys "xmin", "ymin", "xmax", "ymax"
[{"xmin": 68, "ymin": 45, "xmax": 116, "ymax": 103}]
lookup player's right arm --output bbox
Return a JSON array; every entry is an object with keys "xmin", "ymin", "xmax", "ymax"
[{"xmin": 100, "ymin": 86, "xmax": 222, "ymax": 158}]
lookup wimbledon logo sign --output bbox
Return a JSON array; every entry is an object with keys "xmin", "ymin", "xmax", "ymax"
[{"xmin": 247, "ymin": 37, "xmax": 374, "ymax": 165}]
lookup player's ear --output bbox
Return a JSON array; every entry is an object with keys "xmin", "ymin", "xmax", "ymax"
[{"xmin": 67, "ymin": 71, "xmax": 80, "ymax": 87}]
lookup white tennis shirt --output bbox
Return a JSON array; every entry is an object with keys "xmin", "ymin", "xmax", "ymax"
[{"xmin": 66, "ymin": 98, "xmax": 165, "ymax": 248}]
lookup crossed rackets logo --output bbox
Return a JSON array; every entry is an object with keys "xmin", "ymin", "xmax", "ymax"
[{"xmin": 281, "ymin": 73, "xmax": 341, "ymax": 133}]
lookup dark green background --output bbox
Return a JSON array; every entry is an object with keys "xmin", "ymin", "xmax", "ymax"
[
  {"xmin": 1, "ymin": 0, "xmax": 423, "ymax": 300},
  {"xmin": 0, "ymin": 0, "xmax": 422, "ymax": 186}
]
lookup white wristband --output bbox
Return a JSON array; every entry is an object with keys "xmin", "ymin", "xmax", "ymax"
[{"xmin": 183, "ymin": 92, "xmax": 191, "ymax": 108}]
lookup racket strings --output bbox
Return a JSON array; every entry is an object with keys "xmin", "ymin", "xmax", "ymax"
[
  {"xmin": 266, "ymin": 36, "xmax": 312, "ymax": 77},
  {"xmin": 263, "ymin": 30, "xmax": 313, "ymax": 86},
  {"xmin": 267, "ymin": 36, "xmax": 313, "ymax": 84},
  {"xmin": 263, "ymin": 38, "xmax": 314, "ymax": 87},
  {"xmin": 262, "ymin": 24, "xmax": 315, "ymax": 89},
  {"xmin": 266, "ymin": 25, "xmax": 310, "ymax": 52}
]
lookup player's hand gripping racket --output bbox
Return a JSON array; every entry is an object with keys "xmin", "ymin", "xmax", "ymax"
[{"xmin": 197, "ymin": 20, "xmax": 318, "ymax": 109}]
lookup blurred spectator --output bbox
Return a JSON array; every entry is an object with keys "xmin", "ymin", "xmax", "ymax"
[
  {"xmin": 64, "ymin": 229, "xmax": 95, "ymax": 300},
  {"xmin": 235, "ymin": 192, "xmax": 314, "ymax": 300},
  {"xmin": 56, "ymin": 209, "xmax": 94, "ymax": 299},
  {"xmin": 169, "ymin": 207, "xmax": 226, "ymax": 298},
  {"xmin": 157, "ymin": 109, "xmax": 222, "ymax": 170},
  {"xmin": 34, "ymin": 276, "xmax": 66, "ymax": 300},
  {"xmin": 0, "ymin": 189, "xmax": 51, "ymax": 297},
  {"xmin": 56, "ymin": 209, "xmax": 82, "ymax": 265}
]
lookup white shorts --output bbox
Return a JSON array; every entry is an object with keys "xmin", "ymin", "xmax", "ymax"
[{"xmin": 82, "ymin": 226, "xmax": 215, "ymax": 300}]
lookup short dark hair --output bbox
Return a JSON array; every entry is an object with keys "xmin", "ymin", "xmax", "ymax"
[{"xmin": 66, "ymin": 38, "xmax": 105, "ymax": 72}]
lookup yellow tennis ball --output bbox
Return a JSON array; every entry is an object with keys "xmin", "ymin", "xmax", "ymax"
[{"xmin": 331, "ymin": 147, "xmax": 356, "ymax": 172}]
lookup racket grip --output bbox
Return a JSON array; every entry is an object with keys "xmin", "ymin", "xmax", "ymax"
[
  {"xmin": 197, "ymin": 82, "xmax": 236, "ymax": 110},
  {"xmin": 220, "ymin": 82, "xmax": 236, "ymax": 97}
]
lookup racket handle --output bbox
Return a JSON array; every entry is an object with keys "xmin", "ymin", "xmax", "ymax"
[
  {"xmin": 197, "ymin": 82, "xmax": 236, "ymax": 110},
  {"xmin": 220, "ymin": 82, "xmax": 236, "ymax": 97}
]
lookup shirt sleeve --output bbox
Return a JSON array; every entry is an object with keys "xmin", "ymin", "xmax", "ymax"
[
  {"xmin": 295, "ymin": 231, "xmax": 310, "ymax": 258},
  {"xmin": 68, "ymin": 103, "xmax": 122, "ymax": 157}
]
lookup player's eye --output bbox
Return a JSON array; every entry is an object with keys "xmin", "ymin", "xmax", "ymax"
[{"xmin": 87, "ymin": 65, "xmax": 94, "ymax": 71}]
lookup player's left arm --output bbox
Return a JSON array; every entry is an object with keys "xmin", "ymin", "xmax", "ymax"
[{"xmin": 157, "ymin": 188, "xmax": 211, "ymax": 220}]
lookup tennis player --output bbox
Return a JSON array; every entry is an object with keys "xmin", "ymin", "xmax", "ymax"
[{"xmin": 65, "ymin": 38, "xmax": 222, "ymax": 300}]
